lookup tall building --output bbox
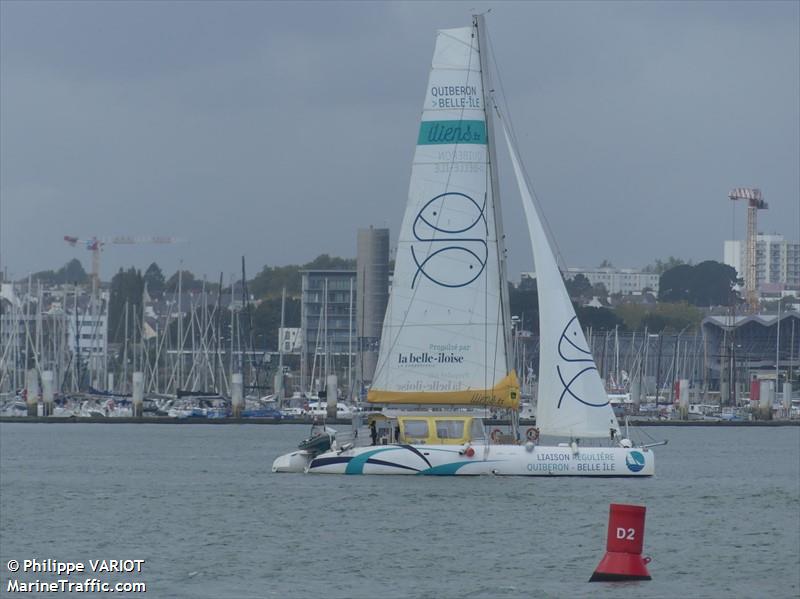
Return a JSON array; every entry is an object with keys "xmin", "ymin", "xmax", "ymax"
[
  {"xmin": 724, "ymin": 235, "xmax": 800, "ymax": 292},
  {"xmin": 356, "ymin": 227, "xmax": 390, "ymax": 386},
  {"xmin": 300, "ymin": 269, "xmax": 356, "ymax": 391}
]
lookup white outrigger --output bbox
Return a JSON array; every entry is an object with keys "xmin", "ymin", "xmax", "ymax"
[{"xmin": 273, "ymin": 15, "xmax": 661, "ymax": 477}]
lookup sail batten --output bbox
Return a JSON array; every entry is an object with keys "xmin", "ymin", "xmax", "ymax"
[{"xmin": 368, "ymin": 24, "xmax": 518, "ymax": 409}]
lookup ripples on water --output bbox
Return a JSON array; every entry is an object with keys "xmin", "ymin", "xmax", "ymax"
[{"xmin": 1, "ymin": 424, "xmax": 798, "ymax": 599}]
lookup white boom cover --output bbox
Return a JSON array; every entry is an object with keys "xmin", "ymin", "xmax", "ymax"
[
  {"xmin": 501, "ymin": 123, "xmax": 620, "ymax": 438},
  {"xmin": 369, "ymin": 26, "xmax": 516, "ymax": 408}
]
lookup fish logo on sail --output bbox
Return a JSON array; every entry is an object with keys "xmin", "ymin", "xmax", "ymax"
[
  {"xmin": 556, "ymin": 316, "xmax": 609, "ymax": 408},
  {"xmin": 411, "ymin": 192, "xmax": 488, "ymax": 288}
]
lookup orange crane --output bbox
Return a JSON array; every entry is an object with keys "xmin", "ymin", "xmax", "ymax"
[
  {"xmin": 63, "ymin": 235, "xmax": 183, "ymax": 293},
  {"xmin": 728, "ymin": 188, "xmax": 768, "ymax": 311}
]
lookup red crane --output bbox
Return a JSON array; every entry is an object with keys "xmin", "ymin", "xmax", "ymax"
[{"xmin": 728, "ymin": 188, "xmax": 768, "ymax": 311}]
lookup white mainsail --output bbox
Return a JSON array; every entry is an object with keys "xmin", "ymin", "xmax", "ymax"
[
  {"xmin": 368, "ymin": 24, "xmax": 518, "ymax": 408},
  {"xmin": 501, "ymin": 123, "xmax": 620, "ymax": 438}
]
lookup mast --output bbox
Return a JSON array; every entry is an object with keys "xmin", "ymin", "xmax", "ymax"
[
  {"xmin": 278, "ymin": 286, "xmax": 286, "ymax": 404},
  {"xmin": 775, "ymin": 302, "xmax": 781, "ymax": 393},
  {"xmin": 177, "ymin": 266, "xmax": 183, "ymax": 391},
  {"xmin": 74, "ymin": 286, "xmax": 81, "ymax": 390},
  {"xmin": 789, "ymin": 317, "xmax": 795, "ymax": 384},
  {"xmin": 323, "ymin": 278, "xmax": 329, "ymax": 385},
  {"xmin": 123, "ymin": 301, "xmax": 129, "ymax": 392},
  {"xmin": 202, "ymin": 278, "xmax": 208, "ymax": 391},
  {"xmin": 141, "ymin": 280, "xmax": 147, "ymax": 392},
  {"xmin": 215, "ymin": 272, "xmax": 223, "ymax": 393},
  {"xmin": 347, "ymin": 278, "xmax": 353, "ymax": 399},
  {"xmin": 229, "ymin": 276, "xmax": 235, "ymax": 388},
  {"xmin": 615, "ymin": 325, "xmax": 620, "ymax": 388},
  {"xmin": 190, "ymin": 291, "xmax": 197, "ymax": 391},
  {"xmin": 474, "ymin": 13, "xmax": 513, "ymax": 377},
  {"xmin": 358, "ymin": 271, "xmax": 366, "ymax": 403},
  {"xmin": 241, "ymin": 256, "xmax": 256, "ymax": 393},
  {"xmin": 36, "ymin": 282, "xmax": 42, "ymax": 379},
  {"xmin": 24, "ymin": 274, "xmax": 31, "ymax": 376}
]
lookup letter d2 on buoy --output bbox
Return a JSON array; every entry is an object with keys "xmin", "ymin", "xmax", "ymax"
[{"xmin": 589, "ymin": 503, "xmax": 651, "ymax": 582}]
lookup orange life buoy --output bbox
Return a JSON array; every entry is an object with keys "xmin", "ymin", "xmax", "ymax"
[
  {"xmin": 526, "ymin": 427, "xmax": 539, "ymax": 442},
  {"xmin": 490, "ymin": 428, "xmax": 502, "ymax": 442}
]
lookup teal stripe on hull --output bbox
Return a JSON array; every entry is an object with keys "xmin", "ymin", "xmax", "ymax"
[
  {"xmin": 345, "ymin": 448, "xmax": 395, "ymax": 474},
  {"xmin": 417, "ymin": 120, "xmax": 486, "ymax": 145}
]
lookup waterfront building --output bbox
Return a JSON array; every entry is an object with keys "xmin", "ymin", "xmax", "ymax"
[
  {"xmin": 724, "ymin": 234, "xmax": 800, "ymax": 294},
  {"xmin": 701, "ymin": 311, "xmax": 800, "ymax": 402},
  {"xmin": 300, "ymin": 269, "xmax": 356, "ymax": 392},
  {"xmin": 522, "ymin": 267, "xmax": 659, "ymax": 295}
]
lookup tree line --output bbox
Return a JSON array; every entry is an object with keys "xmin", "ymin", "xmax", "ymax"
[{"xmin": 31, "ymin": 255, "xmax": 741, "ymax": 349}]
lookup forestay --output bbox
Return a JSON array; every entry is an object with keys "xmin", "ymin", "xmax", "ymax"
[{"xmin": 368, "ymin": 25, "xmax": 518, "ymax": 409}]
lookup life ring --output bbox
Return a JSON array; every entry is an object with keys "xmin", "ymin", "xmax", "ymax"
[
  {"xmin": 526, "ymin": 427, "xmax": 539, "ymax": 442},
  {"xmin": 490, "ymin": 428, "xmax": 502, "ymax": 442}
]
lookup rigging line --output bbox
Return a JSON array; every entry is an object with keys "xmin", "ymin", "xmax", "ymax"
[{"xmin": 486, "ymin": 32, "xmax": 571, "ymax": 275}]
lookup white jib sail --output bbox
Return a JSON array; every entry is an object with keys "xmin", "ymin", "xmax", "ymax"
[
  {"xmin": 500, "ymin": 121, "xmax": 620, "ymax": 438},
  {"xmin": 369, "ymin": 25, "xmax": 516, "ymax": 407}
]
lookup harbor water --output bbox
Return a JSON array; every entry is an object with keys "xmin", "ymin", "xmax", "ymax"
[{"xmin": 1, "ymin": 424, "xmax": 798, "ymax": 598}]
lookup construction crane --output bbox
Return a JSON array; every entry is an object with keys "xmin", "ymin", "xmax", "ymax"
[
  {"xmin": 728, "ymin": 188, "xmax": 768, "ymax": 311},
  {"xmin": 63, "ymin": 235, "xmax": 183, "ymax": 294}
]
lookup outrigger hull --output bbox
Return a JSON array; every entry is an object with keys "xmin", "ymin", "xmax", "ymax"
[
  {"xmin": 304, "ymin": 444, "xmax": 654, "ymax": 476},
  {"xmin": 272, "ymin": 449, "xmax": 314, "ymax": 473}
]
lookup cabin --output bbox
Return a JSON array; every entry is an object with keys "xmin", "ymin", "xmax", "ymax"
[{"xmin": 368, "ymin": 413, "xmax": 486, "ymax": 445}]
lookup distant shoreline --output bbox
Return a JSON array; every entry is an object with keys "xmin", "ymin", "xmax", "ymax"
[{"xmin": 1, "ymin": 416, "xmax": 797, "ymax": 427}]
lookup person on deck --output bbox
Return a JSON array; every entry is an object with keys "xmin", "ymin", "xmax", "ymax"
[{"xmin": 370, "ymin": 421, "xmax": 378, "ymax": 446}]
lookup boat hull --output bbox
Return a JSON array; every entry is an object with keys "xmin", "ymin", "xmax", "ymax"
[
  {"xmin": 272, "ymin": 450, "xmax": 314, "ymax": 473},
  {"xmin": 305, "ymin": 444, "xmax": 654, "ymax": 476}
]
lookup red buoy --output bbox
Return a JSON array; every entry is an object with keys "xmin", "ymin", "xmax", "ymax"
[{"xmin": 589, "ymin": 503, "xmax": 652, "ymax": 582}]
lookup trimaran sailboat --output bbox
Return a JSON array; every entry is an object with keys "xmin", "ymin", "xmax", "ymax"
[{"xmin": 273, "ymin": 15, "xmax": 657, "ymax": 476}]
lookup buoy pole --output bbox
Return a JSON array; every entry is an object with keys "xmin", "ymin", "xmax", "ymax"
[
  {"xmin": 132, "ymin": 372, "xmax": 144, "ymax": 418},
  {"xmin": 26, "ymin": 369, "xmax": 39, "ymax": 417},
  {"xmin": 41, "ymin": 370, "xmax": 54, "ymax": 417},
  {"xmin": 678, "ymin": 378, "xmax": 689, "ymax": 420},
  {"xmin": 590, "ymin": 503, "xmax": 652, "ymax": 582},
  {"xmin": 630, "ymin": 378, "xmax": 641, "ymax": 415},
  {"xmin": 783, "ymin": 383, "xmax": 793, "ymax": 419},
  {"xmin": 231, "ymin": 373, "xmax": 243, "ymax": 418},
  {"xmin": 758, "ymin": 379, "xmax": 773, "ymax": 420},
  {"xmin": 326, "ymin": 374, "xmax": 338, "ymax": 420}
]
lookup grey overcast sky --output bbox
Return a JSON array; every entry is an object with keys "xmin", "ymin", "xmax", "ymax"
[{"xmin": 1, "ymin": 1, "xmax": 798, "ymax": 283}]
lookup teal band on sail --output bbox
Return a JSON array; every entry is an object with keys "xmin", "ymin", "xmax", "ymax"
[{"xmin": 418, "ymin": 120, "xmax": 486, "ymax": 145}]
